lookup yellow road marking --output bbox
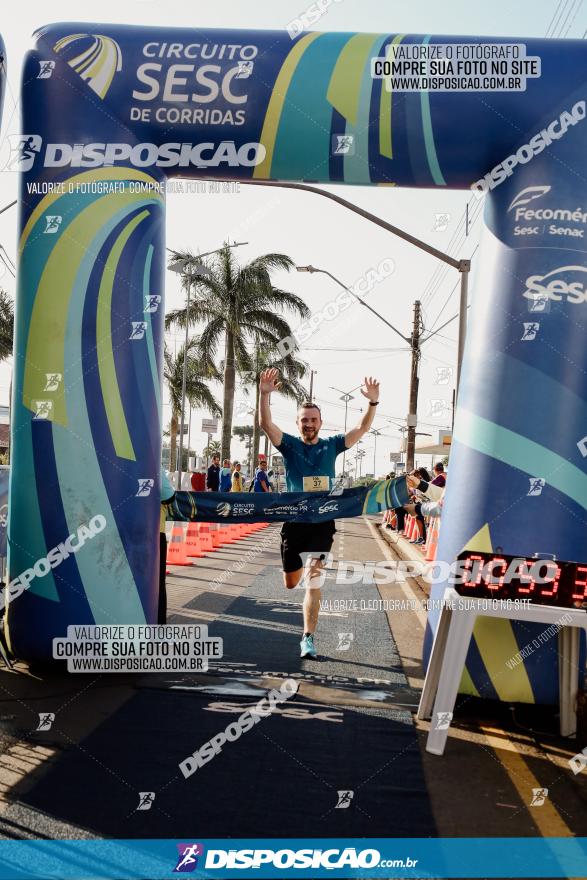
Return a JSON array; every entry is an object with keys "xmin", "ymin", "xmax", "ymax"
[{"xmin": 478, "ymin": 725, "xmax": 572, "ymax": 836}]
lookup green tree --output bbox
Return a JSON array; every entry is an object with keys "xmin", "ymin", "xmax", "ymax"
[
  {"xmin": 0, "ymin": 289, "xmax": 14, "ymax": 362},
  {"xmin": 232, "ymin": 424, "xmax": 254, "ymax": 474},
  {"xmin": 203, "ymin": 439, "xmax": 221, "ymax": 459},
  {"xmin": 163, "ymin": 339, "xmax": 221, "ymax": 471},
  {"xmin": 166, "ymin": 245, "xmax": 310, "ymax": 459}
]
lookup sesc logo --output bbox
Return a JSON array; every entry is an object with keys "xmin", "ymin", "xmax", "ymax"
[
  {"xmin": 523, "ymin": 265, "xmax": 587, "ymax": 305},
  {"xmin": 216, "ymin": 502, "xmax": 231, "ymax": 517},
  {"xmin": 318, "ymin": 501, "xmax": 339, "ymax": 515}
]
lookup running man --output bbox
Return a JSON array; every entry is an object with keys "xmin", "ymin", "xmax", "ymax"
[{"xmin": 259, "ymin": 368, "xmax": 380, "ymax": 658}]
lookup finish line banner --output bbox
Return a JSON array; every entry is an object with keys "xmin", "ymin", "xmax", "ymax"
[{"xmin": 167, "ymin": 477, "xmax": 410, "ymax": 524}]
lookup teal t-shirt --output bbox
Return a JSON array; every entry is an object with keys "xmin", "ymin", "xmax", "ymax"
[{"xmin": 277, "ymin": 432, "xmax": 347, "ymax": 492}]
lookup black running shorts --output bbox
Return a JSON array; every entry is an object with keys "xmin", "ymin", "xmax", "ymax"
[{"xmin": 280, "ymin": 520, "xmax": 336, "ymax": 573}]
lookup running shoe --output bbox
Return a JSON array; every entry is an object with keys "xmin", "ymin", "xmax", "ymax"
[{"xmin": 300, "ymin": 634, "xmax": 317, "ymax": 658}]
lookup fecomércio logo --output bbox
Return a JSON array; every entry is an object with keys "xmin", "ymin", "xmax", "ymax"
[
  {"xmin": 174, "ymin": 843, "xmax": 204, "ymax": 873},
  {"xmin": 53, "ymin": 33, "xmax": 122, "ymax": 99},
  {"xmin": 523, "ymin": 264, "xmax": 587, "ymax": 305},
  {"xmin": 507, "ymin": 185, "xmax": 551, "ymax": 212}
]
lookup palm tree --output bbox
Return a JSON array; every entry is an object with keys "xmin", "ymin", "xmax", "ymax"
[
  {"xmin": 203, "ymin": 439, "xmax": 221, "ymax": 459},
  {"xmin": 163, "ymin": 339, "xmax": 221, "ymax": 471},
  {"xmin": 166, "ymin": 245, "xmax": 310, "ymax": 459},
  {"xmin": 241, "ymin": 344, "xmax": 308, "ymax": 464}
]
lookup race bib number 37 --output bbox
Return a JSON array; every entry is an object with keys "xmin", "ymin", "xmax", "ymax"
[{"xmin": 303, "ymin": 475, "xmax": 330, "ymax": 491}]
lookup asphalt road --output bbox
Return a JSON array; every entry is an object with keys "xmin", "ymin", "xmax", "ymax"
[{"xmin": 0, "ymin": 517, "xmax": 583, "ymax": 855}]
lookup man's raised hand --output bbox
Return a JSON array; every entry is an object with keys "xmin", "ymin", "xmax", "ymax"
[
  {"xmin": 259, "ymin": 368, "xmax": 281, "ymax": 394},
  {"xmin": 360, "ymin": 376, "xmax": 380, "ymax": 403}
]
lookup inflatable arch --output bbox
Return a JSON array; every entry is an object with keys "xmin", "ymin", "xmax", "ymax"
[{"xmin": 7, "ymin": 24, "xmax": 587, "ymax": 702}]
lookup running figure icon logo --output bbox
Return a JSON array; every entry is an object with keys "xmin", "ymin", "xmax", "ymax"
[
  {"xmin": 44, "ymin": 373, "xmax": 62, "ymax": 391},
  {"xmin": 335, "ymin": 790, "xmax": 354, "ymax": 809},
  {"xmin": 136, "ymin": 479, "xmax": 154, "ymax": 497},
  {"xmin": 174, "ymin": 843, "xmax": 204, "ymax": 872},
  {"xmin": 530, "ymin": 787, "xmax": 548, "ymax": 806},
  {"xmin": 44, "ymin": 215, "xmax": 62, "ymax": 234},
  {"xmin": 336, "ymin": 632, "xmax": 354, "ymax": 651},
  {"xmin": 129, "ymin": 322, "xmax": 147, "ymax": 340},
  {"xmin": 144, "ymin": 294, "xmax": 161, "ymax": 313},
  {"xmin": 36, "ymin": 713, "xmax": 55, "ymax": 731},
  {"xmin": 331, "ymin": 134, "xmax": 355, "ymax": 156},
  {"xmin": 527, "ymin": 477, "xmax": 546, "ymax": 496},
  {"xmin": 37, "ymin": 60, "xmax": 56, "ymax": 79},
  {"xmin": 521, "ymin": 322, "xmax": 540, "ymax": 341},
  {"xmin": 136, "ymin": 792, "xmax": 155, "ymax": 811},
  {"xmin": 434, "ymin": 711, "xmax": 453, "ymax": 730},
  {"xmin": 5, "ymin": 134, "xmax": 42, "ymax": 172}
]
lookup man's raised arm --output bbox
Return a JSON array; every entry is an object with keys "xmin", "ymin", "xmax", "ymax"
[
  {"xmin": 344, "ymin": 376, "xmax": 380, "ymax": 449},
  {"xmin": 259, "ymin": 368, "xmax": 284, "ymax": 448}
]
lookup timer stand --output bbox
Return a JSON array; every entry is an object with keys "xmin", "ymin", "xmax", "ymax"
[{"xmin": 418, "ymin": 587, "xmax": 587, "ymax": 755}]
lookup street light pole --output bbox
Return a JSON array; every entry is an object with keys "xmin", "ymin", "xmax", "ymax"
[
  {"xmin": 370, "ymin": 428, "xmax": 381, "ymax": 477},
  {"xmin": 297, "ymin": 265, "xmax": 409, "ymax": 345},
  {"xmin": 330, "ymin": 385, "xmax": 360, "ymax": 478}
]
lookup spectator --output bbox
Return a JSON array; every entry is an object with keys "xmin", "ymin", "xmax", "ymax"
[
  {"xmin": 206, "ymin": 454, "xmax": 220, "ymax": 491},
  {"xmin": 431, "ymin": 462, "xmax": 446, "ymax": 487},
  {"xmin": 219, "ymin": 458, "xmax": 232, "ymax": 492},
  {"xmin": 232, "ymin": 461, "xmax": 244, "ymax": 492},
  {"xmin": 253, "ymin": 457, "xmax": 271, "ymax": 492}
]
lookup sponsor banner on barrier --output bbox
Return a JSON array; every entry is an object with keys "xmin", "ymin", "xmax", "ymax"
[{"xmin": 166, "ymin": 477, "xmax": 410, "ymax": 523}]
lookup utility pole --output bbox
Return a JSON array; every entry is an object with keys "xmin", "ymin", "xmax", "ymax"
[{"xmin": 406, "ymin": 300, "xmax": 422, "ymax": 472}]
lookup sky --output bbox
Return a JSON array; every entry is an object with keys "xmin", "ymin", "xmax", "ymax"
[{"xmin": 0, "ymin": 0, "xmax": 582, "ymax": 477}]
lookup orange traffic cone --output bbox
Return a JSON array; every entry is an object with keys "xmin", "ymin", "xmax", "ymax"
[
  {"xmin": 425, "ymin": 518, "xmax": 439, "ymax": 561},
  {"xmin": 198, "ymin": 525, "xmax": 214, "ymax": 552},
  {"xmin": 167, "ymin": 524, "xmax": 192, "ymax": 566},
  {"xmin": 185, "ymin": 523, "xmax": 204, "ymax": 558}
]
